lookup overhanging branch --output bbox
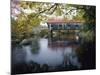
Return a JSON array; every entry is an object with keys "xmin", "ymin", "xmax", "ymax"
[{"xmin": 32, "ymin": 3, "xmax": 58, "ymax": 18}]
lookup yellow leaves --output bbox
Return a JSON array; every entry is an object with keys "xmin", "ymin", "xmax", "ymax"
[{"xmin": 55, "ymin": 7, "xmax": 62, "ymax": 16}]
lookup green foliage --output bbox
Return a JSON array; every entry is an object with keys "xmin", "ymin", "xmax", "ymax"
[
  {"xmin": 79, "ymin": 30, "xmax": 95, "ymax": 42},
  {"xmin": 39, "ymin": 29, "xmax": 48, "ymax": 38},
  {"xmin": 73, "ymin": 9, "xmax": 85, "ymax": 20},
  {"xmin": 55, "ymin": 5, "xmax": 64, "ymax": 16},
  {"xmin": 75, "ymin": 6, "xmax": 96, "ymax": 43},
  {"xmin": 11, "ymin": 1, "xmax": 95, "ymax": 43}
]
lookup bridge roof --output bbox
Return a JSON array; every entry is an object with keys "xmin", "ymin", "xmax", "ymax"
[{"xmin": 47, "ymin": 18, "xmax": 84, "ymax": 24}]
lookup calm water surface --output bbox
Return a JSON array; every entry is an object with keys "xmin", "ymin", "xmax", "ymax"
[{"xmin": 12, "ymin": 37, "xmax": 95, "ymax": 74}]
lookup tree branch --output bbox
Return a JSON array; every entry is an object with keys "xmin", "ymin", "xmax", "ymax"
[
  {"xmin": 33, "ymin": 3, "xmax": 58, "ymax": 17},
  {"xmin": 65, "ymin": 8, "xmax": 76, "ymax": 15}
]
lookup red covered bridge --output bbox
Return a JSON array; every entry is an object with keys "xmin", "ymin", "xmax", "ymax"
[{"xmin": 47, "ymin": 18, "xmax": 84, "ymax": 30}]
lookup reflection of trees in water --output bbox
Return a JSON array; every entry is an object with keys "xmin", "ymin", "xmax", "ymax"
[
  {"xmin": 76, "ymin": 40, "xmax": 95, "ymax": 69},
  {"xmin": 30, "ymin": 37, "xmax": 40, "ymax": 54},
  {"xmin": 48, "ymin": 35, "xmax": 80, "ymax": 50},
  {"xmin": 12, "ymin": 37, "xmax": 40, "ymax": 64},
  {"xmin": 48, "ymin": 31, "xmax": 80, "ymax": 42},
  {"xmin": 12, "ymin": 45, "xmax": 27, "ymax": 71},
  {"xmin": 48, "ymin": 33, "xmax": 81, "ymax": 69},
  {"xmin": 63, "ymin": 47, "xmax": 81, "ymax": 69},
  {"xmin": 12, "ymin": 34, "xmax": 95, "ymax": 73},
  {"xmin": 48, "ymin": 31, "xmax": 81, "ymax": 69},
  {"xmin": 12, "ymin": 38, "xmax": 81, "ymax": 74}
]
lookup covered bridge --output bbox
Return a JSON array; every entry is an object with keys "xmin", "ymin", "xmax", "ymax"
[{"xmin": 47, "ymin": 18, "xmax": 84, "ymax": 30}]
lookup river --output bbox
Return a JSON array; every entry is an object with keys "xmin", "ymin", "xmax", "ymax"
[{"xmin": 12, "ymin": 36, "xmax": 95, "ymax": 74}]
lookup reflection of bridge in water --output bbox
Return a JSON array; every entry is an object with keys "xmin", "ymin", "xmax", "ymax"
[
  {"xmin": 48, "ymin": 40, "xmax": 80, "ymax": 49},
  {"xmin": 47, "ymin": 38, "xmax": 81, "ymax": 68}
]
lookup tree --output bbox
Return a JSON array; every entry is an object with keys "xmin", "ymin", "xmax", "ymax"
[{"xmin": 11, "ymin": 1, "xmax": 95, "ymax": 41}]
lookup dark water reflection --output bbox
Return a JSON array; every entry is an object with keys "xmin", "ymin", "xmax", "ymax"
[{"xmin": 12, "ymin": 36, "xmax": 95, "ymax": 74}]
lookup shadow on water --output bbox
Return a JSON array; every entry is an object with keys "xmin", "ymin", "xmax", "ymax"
[{"xmin": 11, "ymin": 34, "xmax": 95, "ymax": 74}]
